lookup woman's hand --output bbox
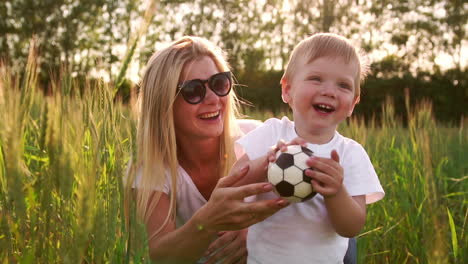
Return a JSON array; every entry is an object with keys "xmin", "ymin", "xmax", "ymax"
[
  {"xmin": 192, "ymin": 164, "xmax": 289, "ymax": 233},
  {"xmin": 267, "ymin": 137, "xmax": 308, "ymax": 162},
  {"xmin": 203, "ymin": 229, "xmax": 248, "ymax": 264}
]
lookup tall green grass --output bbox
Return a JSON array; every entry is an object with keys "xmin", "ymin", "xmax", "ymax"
[
  {"xmin": 246, "ymin": 97, "xmax": 467, "ymax": 263},
  {"xmin": 1, "ymin": 46, "xmax": 466, "ymax": 263},
  {"xmin": 0, "ymin": 44, "xmax": 149, "ymax": 263}
]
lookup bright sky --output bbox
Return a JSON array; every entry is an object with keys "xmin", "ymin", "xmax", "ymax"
[{"xmin": 117, "ymin": 0, "xmax": 467, "ymax": 83}]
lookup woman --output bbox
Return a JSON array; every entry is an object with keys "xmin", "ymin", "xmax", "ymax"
[{"xmin": 126, "ymin": 36, "xmax": 290, "ymax": 263}]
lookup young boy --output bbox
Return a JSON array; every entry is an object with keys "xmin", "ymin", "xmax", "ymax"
[{"xmin": 235, "ymin": 33, "xmax": 385, "ymax": 263}]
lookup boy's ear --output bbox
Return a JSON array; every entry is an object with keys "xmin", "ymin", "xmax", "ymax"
[
  {"xmin": 348, "ymin": 95, "xmax": 360, "ymax": 116},
  {"xmin": 281, "ymin": 78, "xmax": 292, "ymax": 103}
]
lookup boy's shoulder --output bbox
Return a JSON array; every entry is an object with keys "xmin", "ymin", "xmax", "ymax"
[
  {"xmin": 338, "ymin": 133, "xmax": 362, "ymax": 147},
  {"xmin": 333, "ymin": 132, "xmax": 368, "ymax": 154},
  {"xmin": 238, "ymin": 116, "xmax": 294, "ymax": 145},
  {"xmin": 263, "ymin": 116, "xmax": 293, "ymax": 127}
]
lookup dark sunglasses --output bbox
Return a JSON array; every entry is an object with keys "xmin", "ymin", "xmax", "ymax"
[{"xmin": 176, "ymin": 71, "xmax": 232, "ymax": 104}]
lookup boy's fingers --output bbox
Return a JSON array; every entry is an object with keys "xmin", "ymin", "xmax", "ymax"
[
  {"xmin": 307, "ymin": 158, "xmax": 335, "ymax": 174},
  {"xmin": 306, "ymin": 169, "xmax": 330, "ymax": 184},
  {"xmin": 289, "ymin": 137, "xmax": 307, "ymax": 146},
  {"xmin": 277, "ymin": 139, "xmax": 288, "ymax": 152},
  {"xmin": 311, "ymin": 180, "xmax": 327, "ymax": 194},
  {"xmin": 306, "ymin": 156, "xmax": 341, "ymax": 175},
  {"xmin": 331, "ymin": 149, "xmax": 340, "ymax": 163},
  {"xmin": 267, "ymin": 148, "xmax": 278, "ymax": 162}
]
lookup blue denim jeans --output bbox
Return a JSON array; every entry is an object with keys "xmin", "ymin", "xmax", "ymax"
[{"xmin": 343, "ymin": 237, "xmax": 357, "ymax": 264}]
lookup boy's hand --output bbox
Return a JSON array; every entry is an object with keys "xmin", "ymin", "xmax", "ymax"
[
  {"xmin": 305, "ymin": 150, "xmax": 344, "ymax": 198},
  {"xmin": 267, "ymin": 137, "xmax": 308, "ymax": 163}
]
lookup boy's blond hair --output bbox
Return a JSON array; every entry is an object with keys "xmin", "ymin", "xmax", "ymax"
[{"xmin": 282, "ymin": 33, "xmax": 369, "ymax": 99}]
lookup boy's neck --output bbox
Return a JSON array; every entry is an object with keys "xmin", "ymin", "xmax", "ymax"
[{"xmin": 294, "ymin": 125, "xmax": 337, "ymax": 145}]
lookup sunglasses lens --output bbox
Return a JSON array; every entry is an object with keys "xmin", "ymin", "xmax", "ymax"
[
  {"xmin": 181, "ymin": 81, "xmax": 205, "ymax": 104},
  {"xmin": 210, "ymin": 73, "xmax": 231, "ymax": 96}
]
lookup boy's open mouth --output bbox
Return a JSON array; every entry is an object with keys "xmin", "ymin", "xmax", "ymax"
[{"xmin": 313, "ymin": 104, "xmax": 335, "ymax": 113}]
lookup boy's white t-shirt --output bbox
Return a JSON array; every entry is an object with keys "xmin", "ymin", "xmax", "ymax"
[{"xmin": 236, "ymin": 116, "xmax": 384, "ymax": 264}]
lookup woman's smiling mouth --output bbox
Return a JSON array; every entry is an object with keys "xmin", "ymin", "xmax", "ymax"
[{"xmin": 199, "ymin": 111, "xmax": 220, "ymax": 120}]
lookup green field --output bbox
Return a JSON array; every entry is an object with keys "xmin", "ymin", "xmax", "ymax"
[{"xmin": 1, "ymin": 55, "xmax": 467, "ymax": 263}]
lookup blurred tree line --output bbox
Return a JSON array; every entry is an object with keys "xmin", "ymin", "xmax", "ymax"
[{"xmin": 1, "ymin": 0, "xmax": 466, "ymax": 123}]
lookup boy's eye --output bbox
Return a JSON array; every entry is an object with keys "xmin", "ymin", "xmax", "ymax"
[
  {"xmin": 308, "ymin": 76, "xmax": 321, "ymax": 82},
  {"xmin": 339, "ymin": 82, "xmax": 351, "ymax": 90}
]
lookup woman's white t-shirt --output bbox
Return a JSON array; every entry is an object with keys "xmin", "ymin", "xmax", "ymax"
[{"xmin": 161, "ymin": 119, "xmax": 263, "ymax": 228}]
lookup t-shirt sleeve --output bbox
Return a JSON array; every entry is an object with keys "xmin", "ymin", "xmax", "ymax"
[
  {"xmin": 237, "ymin": 119, "xmax": 263, "ymax": 134},
  {"xmin": 343, "ymin": 144, "xmax": 385, "ymax": 204},
  {"xmin": 133, "ymin": 168, "xmax": 171, "ymax": 195},
  {"xmin": 236, "ymin": 118, "xmax": 282, "ymax": 160},
  {"xmin": 235, "ymin": 119, "xmax": 263, "ymax": 159}
]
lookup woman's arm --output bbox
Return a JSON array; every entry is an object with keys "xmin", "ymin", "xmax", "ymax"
[
  {"xmin": 147, "ymin": 193, "xmax": 216, "ymax": 263},
  {"xmin": 147, "ymin": 164, "xmax": 289, "ymax": 263}
]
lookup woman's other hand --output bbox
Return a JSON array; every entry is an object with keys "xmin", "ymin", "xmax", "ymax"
[{"xmin": 203, "ymin": 229, "xmax": 247, "ymax": 264}]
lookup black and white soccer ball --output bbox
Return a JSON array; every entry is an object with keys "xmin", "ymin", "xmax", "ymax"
[{"xmin": 267, "ymin": 145, "xmax": 317, "ymax": 203}]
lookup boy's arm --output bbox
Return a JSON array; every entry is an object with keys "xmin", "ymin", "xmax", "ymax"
[
  {"xmin": 324, "ymin": 190, "xmax": 366, "ymax": 237},
  {"xmin": 305, "ymin": 150, "xmax": 366, "ymax": 237}
]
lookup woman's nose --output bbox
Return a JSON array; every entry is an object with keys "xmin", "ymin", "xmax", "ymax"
[{"xmin": 202, "ymin": 84, "xmax": 220, "ymax": 104}]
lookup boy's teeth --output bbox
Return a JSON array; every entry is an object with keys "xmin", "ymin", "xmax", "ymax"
[
  {"xmin": 314, "ymin": 104, "xmax": 335, "ymax": 113},
  {"xmin": 200, "ymin": 111, "xmax": 219, "ymax": 118},
  {"xmin": 317, "ymin": 104, "xmax": 332, "ymax": 110}
]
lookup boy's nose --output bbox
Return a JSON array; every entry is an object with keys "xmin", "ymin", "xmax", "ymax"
[{"xmin": 320, "ymin": 82, "xmax": 337, "ymax": 98}]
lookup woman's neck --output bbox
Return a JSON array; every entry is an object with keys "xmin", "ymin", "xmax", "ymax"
[
  {"xmin": 176, "ymin": 136, "xmax": 221, "ymax": 200},
  {"xmin": 176, "ymin": 136, "xmax": 220, "ymax": 170}
]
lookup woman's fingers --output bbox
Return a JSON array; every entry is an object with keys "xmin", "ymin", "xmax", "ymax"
[
  {"xmin": 221, "ymin": 244, "xmax": 247, "ymax": 264},
  {"xmin": 205, "ymin": 231, "xmax": 246, "ymax": 264},
  {"xmin": 245, "ymin": 198, "xmax": 289, "ymax": 216},
  {"xmin": 217, "ymin": 165, "xmax": 250, "ymax": 188},
  {"xmin": 231, "ymin": 182, "xmax": 273, "ymax": 200},
  {"xmin": 205, "ymin": 231, "xmax": 236, "ymax": 257},
  {"xmin": 235, "ymin": 255, "xmax": 247, "ymax": 264}
]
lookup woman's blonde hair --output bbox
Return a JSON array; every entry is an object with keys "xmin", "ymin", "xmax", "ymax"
[
  {"xmin": 126, "ymin": 36, "xmax": 241, "ymax": 239},
  {"xmin": 282, "ymin": 32, "xmax": 369, "ymax": 100}
]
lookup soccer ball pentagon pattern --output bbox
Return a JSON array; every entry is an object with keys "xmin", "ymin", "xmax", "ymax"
[{"xmin": 267, "ymin": 145, "xmax": 317, "ymax": 203}]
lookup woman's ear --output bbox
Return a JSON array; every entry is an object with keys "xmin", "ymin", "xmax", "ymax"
[{"xmin": 281, "ymin": 78, "xmax": 292, "ymax": 103}]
